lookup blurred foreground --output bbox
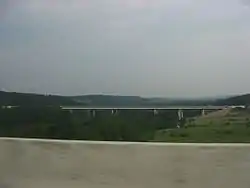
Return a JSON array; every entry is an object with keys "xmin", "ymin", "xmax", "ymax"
[{"xmin": 0, "ymin": 138, "xmax": 250, "ymax": 188}]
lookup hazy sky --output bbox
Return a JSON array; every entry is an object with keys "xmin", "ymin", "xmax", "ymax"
[{"xmin": 1, "ymin": 0, "xmax": 250, "ymax": 98}]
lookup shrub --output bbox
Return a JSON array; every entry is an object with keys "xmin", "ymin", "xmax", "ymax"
[
  {"xmin": 180, "ymin": 132, "xmax": 189, "ymax": 137},
  {"xmin": 169, "ymin": 131, "xmax": 177, "ymax": 137},
  {"xmin": 246, "ymin": 121, "xmax": 250, "ymax": 128},
  {"xmin": 223, "ymin": 129, "xmax": 233, "ymax": 134},
  {"xmin": 214, "ymin": 128, "xmax": 232, "ymax": 135}
]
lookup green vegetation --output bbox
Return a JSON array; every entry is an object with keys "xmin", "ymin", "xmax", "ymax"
[
  {"xmin": 0, "ymin": 107, "xmax": 202, "ymax": 141},
  {"xmin": 154, "ymin": 108, "xmax": 250, "ymax": 143},
  {"xmin": 214, "ymin": 94, "xmax": 250, "ymax": 105},
  {"xmin": 2, "ymin": 107, "xmax": 250, "ymax": 143},
  {"xmin": 2, "ymin": 90, "xmax": 250, "ymax": 107},
  {"xmin": 0, "ymin": 91, "xmax": 219, "ymax": 107},
  {"xmin": 2, "ymin": 90, "xmax": 250, "ymax": 142},
  {"xmin": 0, "ymin": 91, "xmax": 77, "ymax": 106},
  {"xmin": 71, "ymin": 95, "xmax": 149, "ymax": 106}
]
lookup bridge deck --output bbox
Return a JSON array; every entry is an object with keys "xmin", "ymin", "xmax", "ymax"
[{"xmin": 61, "ymin": 106, "xmax": 228, "ymax": 110}]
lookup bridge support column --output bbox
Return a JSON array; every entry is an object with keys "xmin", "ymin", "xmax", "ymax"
[
  {"xmin": 88, "ymin": 110, "xmax": 96, "ymax": 117},
  {"xmin": 111, "ymin": 109, "xmax": 118, "ymax": 115},
  {"xmin": 87, "ymin": 110, "xmax": 91, "ymax": 117},
  {"xmin": 153, "ymin": 109, "xmax": 158, "ymax": 115},
  {"xmin": 92, "ymin": 110, "xmax": 96, "ymax": 117},
  {"xmin": 201, "ymin": 109, "xmax": 205, "ymax": 116},
  {"xmin": 177, "ymin": 109, "xmax": 184, "ymax": 128},
  {"xmin": 178, "ymin": 109, "xmax": 184, "ymax": 120}
]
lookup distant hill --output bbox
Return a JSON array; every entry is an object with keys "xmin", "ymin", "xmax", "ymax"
[
  {"xmin": 0, "ymin": 91, "xmax": 77, "ymax": 106},
  {"xmin": 70, "ymin": 95, "xmax": 215, "ymax": 107},
  {"xmin": 71, "ymin": 95, "xmax": 150, "ymax": 106},
  {"xmin": 71, "ymin": 94, "xmax": 250, "ymax": 106},
  {"xmin": 214, "ymin": 94, "xmax": 250, "ymax": 105},
  {"xmin": 2, "ymin": 91, "xmax": 245, "ymax": 107}
]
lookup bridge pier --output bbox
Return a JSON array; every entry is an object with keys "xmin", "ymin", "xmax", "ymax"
[
  {"xmin": 92, "ymin": 110, "xmax": 96, "ymax": 117},
  {"xmin": 88, "ymin": 110, "xmax": 96, "ymax": 117},
  {"xmin": 178, "ymin": 109, "xmax": 184, "ymax": 120},
  {"xmin": 153, "ymin": 109, "xmax": 158, "ymax": 115},
  {"xmin": 201, "ymin": 109, "xmax": 205, "ymax": 116},
  {"xmin": 111, "ymin": 109, "xmax": 118, "ymax": 115},
  {"xmin": 177, "ymin": 109, "xmax": 184, "ymax": 128},
  {"xmin": 88, "ymin": 110, "xmax": 91, "ymax": 117}
]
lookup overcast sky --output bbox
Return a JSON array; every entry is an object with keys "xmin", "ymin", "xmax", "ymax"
[{"xmin": 1, "ymin": 0, "xmax": 250, "ymax": 98}]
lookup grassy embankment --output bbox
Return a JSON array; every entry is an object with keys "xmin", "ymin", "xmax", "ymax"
[{"xmin": 154, "ymin": 108, "xmax": 250, "ymax": 143}]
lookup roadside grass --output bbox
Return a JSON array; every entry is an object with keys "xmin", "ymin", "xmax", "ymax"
[{"xmin": 153, "ymin": 108, "xmax": 250, "ymax": 143}]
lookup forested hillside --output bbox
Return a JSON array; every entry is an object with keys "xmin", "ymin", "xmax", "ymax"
[
  {"xmin": 2, "ymin": 90, "xmax": 250, "ymax": 107},
  {"xmin": 0, "ymin": 91, "xmax": 77, "ymax": 106},
  {"xmin": 214, "ymin": 94, "xmax": 250, "ymax": 105},
  {"xmin": 71, "ymin": 95, "xmax": 150, "ymax": 106}
]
